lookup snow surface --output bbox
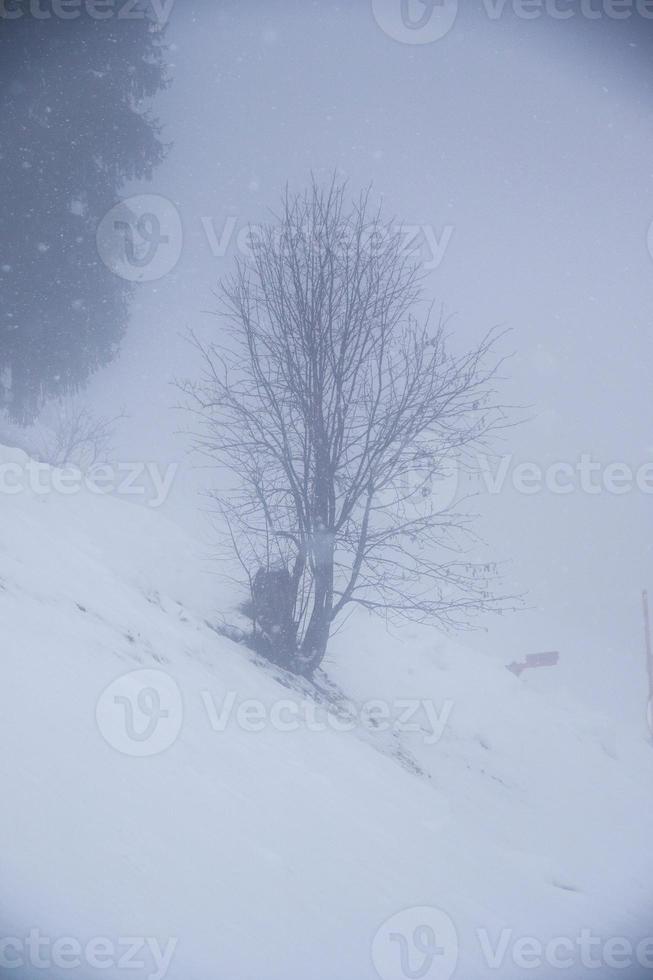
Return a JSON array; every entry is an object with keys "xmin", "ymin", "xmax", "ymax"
[{"xmin": 1, "ymin": 443, "xmax": 652, "ymax": 979}]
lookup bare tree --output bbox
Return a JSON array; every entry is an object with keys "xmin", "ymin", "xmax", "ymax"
[
  {"xmin": 183, "ymin": 178, "xmax": 515, "ymax": 675},
  {"xmin": 38, "ymin": 401, "xmax": 125, "ymax": 471}
]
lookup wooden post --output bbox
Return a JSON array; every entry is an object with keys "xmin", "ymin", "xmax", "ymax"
[{"xmin": 643, "ymin": 590, "xmax": 653, "ymax": 737}]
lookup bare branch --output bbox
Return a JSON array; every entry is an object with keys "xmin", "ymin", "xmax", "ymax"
[{"xmin": 180, "ymin": 176, "xmax": 518, "ymax": 674}]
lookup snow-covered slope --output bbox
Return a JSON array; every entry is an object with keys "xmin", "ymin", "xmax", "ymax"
[{"xmin": 1, "ymin": 444, "xmax": 652, "ymax": 980}]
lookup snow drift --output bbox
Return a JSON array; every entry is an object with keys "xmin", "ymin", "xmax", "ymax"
[{"xmin": 1, "ymin": 444, "xmax": 652, "ymax": 979}]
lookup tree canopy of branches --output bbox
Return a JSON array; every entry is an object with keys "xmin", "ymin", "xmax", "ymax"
[
  {"xmin": 0, "ymin": 3, "xmax": 168, "ymax": 423},
  {"xmin": 184, "ymin": 178, "xmax": 513, "ymax": 676}
]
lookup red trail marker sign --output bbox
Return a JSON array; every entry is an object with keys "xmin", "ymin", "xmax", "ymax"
[{"xmin": 506, "ymin": 651, "xmax": 560, "ymax": 678}]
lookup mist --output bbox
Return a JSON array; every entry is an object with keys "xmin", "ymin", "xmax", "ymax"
[
  {"xmin": 3, "ymin": 3, "xmax": 653, "ymax": 978},
  {"xmin": 86, "ymin": 0, "xmax": 653, "ymax": 722}
]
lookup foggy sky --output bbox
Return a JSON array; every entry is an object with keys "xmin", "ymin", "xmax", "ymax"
[{"xmin": 88, "ymin": 0, "xmax": 653, "ymax": 725}]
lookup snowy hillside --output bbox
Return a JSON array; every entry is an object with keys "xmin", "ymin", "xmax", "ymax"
[{"xmin": 2, "ymin": 443, "xmax": 653, "ymax": 980}]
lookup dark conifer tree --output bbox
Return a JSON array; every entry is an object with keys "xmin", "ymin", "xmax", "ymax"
[{"xmin": 0, "ymin": 2, "xmax": 168, "ymax": 422}]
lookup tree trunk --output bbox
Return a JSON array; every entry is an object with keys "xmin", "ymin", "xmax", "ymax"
[
  {"xmin": 297, "ymin": 545, "xmax": 333, "ymax": 675},
  {"xmin": 297, "ymin": 609, "xmax": 331, "ymax": 675}
]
